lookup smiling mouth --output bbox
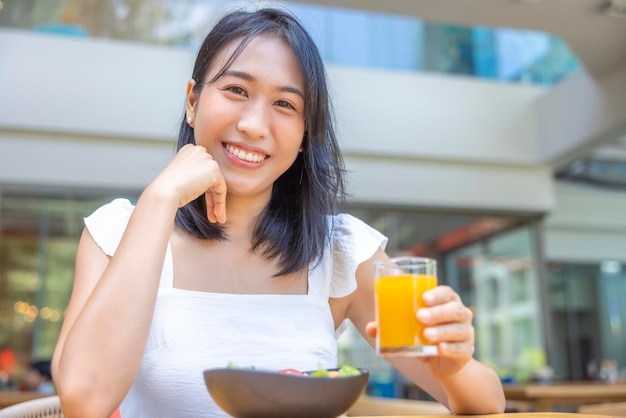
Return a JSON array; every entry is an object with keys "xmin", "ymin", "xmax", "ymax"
[{"xmin": 224, "ymin": 143, "xmax": 268, "ymax": 163}]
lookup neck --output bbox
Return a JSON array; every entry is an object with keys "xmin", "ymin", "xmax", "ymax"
[{"xmin": 221, "ymin": 193, "xmax": 271, "ymax": 239}]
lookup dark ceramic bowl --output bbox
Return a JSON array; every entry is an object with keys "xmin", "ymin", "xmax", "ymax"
[{"xmin": 203, "ymin": 367, "xmax": 369, "ymax": 418}]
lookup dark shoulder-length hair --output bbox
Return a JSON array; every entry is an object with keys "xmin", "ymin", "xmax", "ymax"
[{"xmin": 175, "ymin": 7, "xmax": 346, "ymax": 277}]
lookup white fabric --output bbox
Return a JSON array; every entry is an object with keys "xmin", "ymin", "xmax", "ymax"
[{"xmin": 84, "ymin": 198, "xmax": 387, "ymax": 418}]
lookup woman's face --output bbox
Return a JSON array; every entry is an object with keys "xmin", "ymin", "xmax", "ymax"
[{"xmin": 186, "ymin": 35, "xmax": 306, "ymax": 200}]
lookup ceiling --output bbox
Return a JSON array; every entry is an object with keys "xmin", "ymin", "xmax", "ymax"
[
  {"xmin": 289, "ymin": 0, "xmax": 626, "ymax": 183},
  {"xmin": 286, "ymin": 0, "xmax": 626, "ymax": 78}
]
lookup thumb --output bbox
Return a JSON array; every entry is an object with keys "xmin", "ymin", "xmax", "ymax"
[{"xmin": 365, "ymin": 322, "xmax": 377, "ymax": 338}]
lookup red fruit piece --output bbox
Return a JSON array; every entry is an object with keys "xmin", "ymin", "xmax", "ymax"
[{"xmin": 278, "ymin": 368, "xmax": 303, "ymax": 375}]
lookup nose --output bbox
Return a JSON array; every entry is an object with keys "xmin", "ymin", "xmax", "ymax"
[{"xmin": 236, "ymin": 99, "xmax": 270, "ymax": 139}]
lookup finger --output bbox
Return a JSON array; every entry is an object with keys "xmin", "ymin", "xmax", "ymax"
[
  {"xmin": 365, "ymin": 322, "xmax": 377, "ymax": 338},
  {"xmin": 418, "ymin": 301, "xmax": 472, "ymax": 327},
  {"xmin": 422, "ymin": 285, "xmax": 460, "ymax": 306},
  {"xmin": 202, "ymin": 167, "xmax": 226, "ymax": 224},
  {"xmin": 205, "ymin": 193, "xmax": 217, "ymax": 223},
  {"xmin": 211, "ymin": 174, "xmax": 227, "ymax": 224},
  {"xmin": 423, "ymin": 321, "xmax": 474, "ymax": 344},
  {"xmin": 211, "ymin": 190, "xmax": 224, "ymax": 223}
]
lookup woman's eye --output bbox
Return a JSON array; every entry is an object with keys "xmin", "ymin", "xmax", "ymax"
[
  {"xmin": 275, "ymin": 100, "xmax": 295, "ymax": 110},
  {"xmin": 226, "ymin": 86, "xmax": 246, "ymax": 96}
]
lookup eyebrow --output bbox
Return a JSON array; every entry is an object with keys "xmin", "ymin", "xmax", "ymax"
[{"xmin": 223, "ymin": 70, "xmax": 305, "ymax": 100}]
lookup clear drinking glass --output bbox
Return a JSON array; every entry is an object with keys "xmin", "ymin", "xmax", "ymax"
[{"xmin": 374, "ymin": 256, "xmax": 438, "ymax": 357}]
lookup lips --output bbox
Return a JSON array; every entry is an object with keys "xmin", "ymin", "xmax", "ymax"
[{"xmin": 224, "ymin": 143, "xmax": 268, "ymax": 163}]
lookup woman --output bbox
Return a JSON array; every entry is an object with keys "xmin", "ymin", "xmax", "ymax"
[{"xmin": 52, "ymin": 6, "xmax": 505, "ymax": 418}]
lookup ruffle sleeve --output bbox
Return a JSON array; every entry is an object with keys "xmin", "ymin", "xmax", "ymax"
[
  {"xmin": 330, "ymin": 213, "xmax": 388, "ymax": 298},
  {"xmin": 83, "ymin": 198, "xmax": 135, "ymax": 256}
]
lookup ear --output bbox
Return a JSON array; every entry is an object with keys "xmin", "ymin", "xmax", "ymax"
[
  {"xmin": 299, "ymin": 134, "xmax": 307, "ymax": 152},
  {"xmin": 185, "ymin": 79, "xmax": 198, "ymax": 127}
]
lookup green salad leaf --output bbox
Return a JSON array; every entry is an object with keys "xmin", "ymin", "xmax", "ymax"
[
  {"xmin": 227, "ymin": 362, "xmax": 255, "ymax": 370},
  {"xmin": 309, "ymin": 367, "xmax": 330, "ymax": 377},
  {"xmin": 338, "ymin": 364, "xmax": 361, "ymax": 376}
]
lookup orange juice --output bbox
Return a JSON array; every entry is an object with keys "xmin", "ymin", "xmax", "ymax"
[{"xmin": 375, "ymin": 273, "xmax": 437, "ymax": 353}]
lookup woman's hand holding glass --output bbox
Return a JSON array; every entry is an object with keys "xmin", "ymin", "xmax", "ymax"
[
  {"xmin": 149, "ymin": 143, "xmax": 227, "ymax": 223},
  {"xmin": 367, "ymin": 284, "xmax": 475, "ymax": 380},
  {"xmin": 415, "ymin": 285, "xmax": 475, "ymax": 380}
]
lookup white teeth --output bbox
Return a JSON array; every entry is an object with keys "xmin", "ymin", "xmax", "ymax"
[{"xmin": 225, "ymin": 144, "xmax": 267, "ymax": 163}]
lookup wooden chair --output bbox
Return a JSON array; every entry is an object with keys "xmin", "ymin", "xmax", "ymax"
[
  {"xmin": 346, "ymin": 394, "xmax": 450, "ymax": 416},
  {"xmin": 0, "ymin": 395, "xmax": 65, "ymax": 418},
  {"xmin": 577, "ymin": 401, "xmax": 626, "ymax": 416},
  {"xmin": 0, "ymin": 396, "xmax": 121, "ymax": 418}
]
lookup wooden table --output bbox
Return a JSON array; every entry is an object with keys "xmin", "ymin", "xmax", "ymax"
[
  {"xmin": 349, "ymin": 414, "xmax": 612, "ymax": 417},
  {"xmin": 0, "ymin": 391, "xmax": 49, "ymax": 409},
  {"xmin": 503, "ymin": 382, "xmax": 626, "ymax": 412}
]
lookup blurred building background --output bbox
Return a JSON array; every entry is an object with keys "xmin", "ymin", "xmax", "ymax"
[{"xmin": 1, "ymin": 0, "xmax": 625, "ymax": 398}]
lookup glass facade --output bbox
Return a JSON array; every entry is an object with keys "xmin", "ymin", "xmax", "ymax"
[
  {"xmin": 445, "ymin": 224, "xmax": 547, "ymax": 382},
  {"xmin": 0, "ymin": 193, "xmax": 109, "ymax": 388},
  {"xmin": 0, "ymin": 0, "xmax": 580, "ymax": 86},
  {"xmin": 546, "ymin": 261, "xmax": 626, "ymax": 381}
]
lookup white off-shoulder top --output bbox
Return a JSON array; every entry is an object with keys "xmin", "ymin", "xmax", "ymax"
[{"xmin": 84, "ymin": 198, "xmax": 387, "ymax": 418}]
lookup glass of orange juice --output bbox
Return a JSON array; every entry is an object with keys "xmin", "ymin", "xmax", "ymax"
[{"xmin": 374, "ymin": 257, "xmax": 438, "ymax": 357}]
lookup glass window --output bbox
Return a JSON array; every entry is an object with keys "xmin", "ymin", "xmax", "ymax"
[
  {"xmin": 546, "ymin": 261, "xmax": 626, "ymax": 381},
  {"xmin": 0, "ymin": 192, "xmax": 112, "ymax": 388},
  {"xmin": 445, "ymin": 223, "xmax": 547, "ymax": 383}
]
